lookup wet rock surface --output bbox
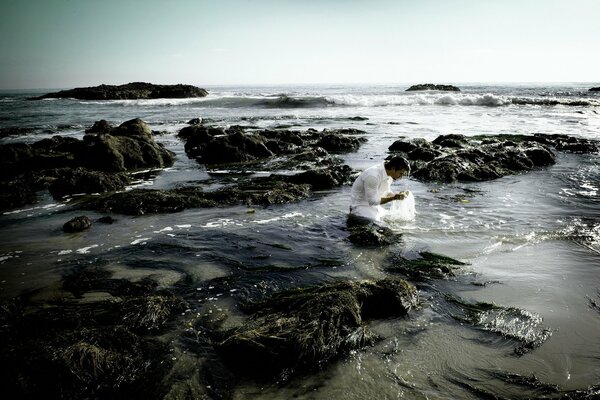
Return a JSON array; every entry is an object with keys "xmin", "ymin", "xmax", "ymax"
[
  {"xmin": 0, "ymin": 118, "xmax": 173, "ymax": 211},
  {"xmin": 217, "ymin": 278, "xmax": 418, "ymax": 380},
  {"xmin": 31, "ymin": 82, "xmax": 209, "ymax": 100},
  {"xmin": 389, "ymin": 133, "xmax": 599, "ymax": 183}
]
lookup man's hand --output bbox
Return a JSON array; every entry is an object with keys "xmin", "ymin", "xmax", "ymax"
[{"xmin": 394, "ymin": 191, "xmax": 408, "ymax": 200}]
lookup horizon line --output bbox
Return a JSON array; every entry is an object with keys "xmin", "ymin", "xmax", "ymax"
[{"xmin": 1, "ymin": 80, "xmax": 599, "ymax": 92}]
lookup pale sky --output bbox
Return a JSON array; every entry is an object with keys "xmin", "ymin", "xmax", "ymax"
[{"xmin": 1, "ymin": 0, "xmax": 598, "ymax": 89}]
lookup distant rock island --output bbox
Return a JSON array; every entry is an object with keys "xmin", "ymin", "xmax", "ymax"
[
  {"xmin": 32, "ymin": 82, "xmax": 209, "ymax": 100},
  {"xmin": 406, "ymin": 84, "xmax": 460, "ymax": 92},
  {"xmin": 589, "ymin": 87, "xmax": 600, "ymax": 92}
]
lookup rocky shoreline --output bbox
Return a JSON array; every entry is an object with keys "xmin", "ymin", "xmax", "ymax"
[{"xmin": 2, "ymin": 118, "xmax": 599, "ymax": 398}]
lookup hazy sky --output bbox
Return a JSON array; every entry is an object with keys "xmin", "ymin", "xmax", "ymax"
[{"xmin": 1, "ymin": 0, "xmax": 599, "ymax": 89}]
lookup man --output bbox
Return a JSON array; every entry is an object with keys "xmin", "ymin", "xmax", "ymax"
[{"xmin": 349, "ymin": 155, "xmax": 411, "ymax": 223}]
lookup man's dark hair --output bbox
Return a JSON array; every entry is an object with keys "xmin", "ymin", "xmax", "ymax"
[{"xmin": 384, "ymin": 155, "xmax": 411, "ymax": 174}]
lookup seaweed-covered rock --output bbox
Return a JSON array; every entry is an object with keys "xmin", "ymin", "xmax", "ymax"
[
  {"xmin": 217, "ymin": 278, "xmax": 418, "ymax": 380},
  {"xmin": 387, "ymin": 251, "xmax": 466, "ymax": 280},
  {"xmin": 347, "ymin": 221, "xmax": 402, "ymax": 247},
  {"xmin": 32, "ymin": 82, "xmax": 209, "ymax": 100},
  {"xmin": 63, "ymin": 216, "xmax": 93, "ymax": 233}
]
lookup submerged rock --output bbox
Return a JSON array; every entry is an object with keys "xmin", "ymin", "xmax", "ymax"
[
  {"xmin": 32, "ymin": 82, "xmax": 209, "ymax": 100},
  {"xmin": 217, "ymin": 278, "xmax": 418, "ymax": 380},
  {"xmin": 406, "ymin": 83, "xmax": 461, "ymax": 92}
]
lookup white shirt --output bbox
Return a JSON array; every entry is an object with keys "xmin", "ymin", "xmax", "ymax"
[{"xmin": 349, "ymin": 163, "xmax": 393, "ymax": 221}]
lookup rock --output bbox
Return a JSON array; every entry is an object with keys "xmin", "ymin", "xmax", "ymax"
[
  {"xmin": 0, "ymin": 267, "xmax": 184, "ymax": 400},
  {"xmin": 32, "ymin": 82, "xmax": 209, "ymax": 100},
  {"xmin": 49, "ymin": 167, "xmax": 130, "ymax": 199},
  {"xmin": 80, "ymin": 119, "xmax": 175, "ymax": 171},
  {"xmin": 187, "ymin": 117, "xmax": 202, "ymax": 125},
  {"xmin": 386, "ymin": 133, "xmax": 600, "ymax": 183},
  {"xmin": 179, "ymin": 125, "xmax": 366, "ymax": 167},
  {"xmin": 63, "ymin": 216, "xmax": 93, "ymax": 233},
  {"xmin": 589, "ymin": 87, "xmax": 600, "ymax": 92},
  {"xmin": 0, "ymin": 127, "xmax": 35, "ymax": 138},
  {"xmin": 286, "ymin": 165, "xmax": 354, "ymax": 190},
  {"xmin": 387, "ymin": 251, "xmax": 466, "ymax": 280},
  {"xmin": 0, "ymin": 179, "xmax": 38, "ymax": 211},
  {"xmin": 315, "ymin": 133, "xmax": 366, "ymax": 153},
  {"xmin": 217, "ymin": 278, "xmax": 418, "ymax": 379},
  {"xmin": 85, "ymin": 119, "xmax": 114, "ymax": 134},
  {"xmin": 406, "ymin": 84, "xmax": 461, "ymax": 92}
]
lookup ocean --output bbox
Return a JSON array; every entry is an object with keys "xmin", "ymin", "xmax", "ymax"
[{"xmin": 1, "ymin": 83, "xmax": 599, "ymax": 399}]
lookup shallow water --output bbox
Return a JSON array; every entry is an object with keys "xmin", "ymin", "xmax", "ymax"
[{"xmin": 1, "ymin": 84, "xmax": 599, "ymax": 398}]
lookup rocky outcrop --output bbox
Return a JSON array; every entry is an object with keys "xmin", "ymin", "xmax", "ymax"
[
  {"xmin": 179, "ymin": 125, "xmax": 366, "ymax": 166},
  {"xmin": 406, "ymin": 84, "xmax": 461, "ymax": 92},
  {"xmin": 32, "ymin": 82, "xmax": 208, "ymax": 100},
  {"xmin": 388, "ymin": 133, "xmax": 598, "ymax": 183},
  {"xmin": 217, "ymin": 278, "xmax": 418, "ymax": 380},
  {"xmin": 0, "ymin": 118, "xmax": 173, "ymax": 211},
  {"xmin": 589, "ymin": 87, "xmax": 600, "ymax": 92}
]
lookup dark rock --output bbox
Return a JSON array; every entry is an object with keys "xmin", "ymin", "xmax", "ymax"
[
  {"xmin": 80, "ymin": 119, "xmax": 175, "ymax": 171},
  {"xmin": 49, "ymin": 167, "xmax": 130, "ymax": 199},
  {"xmin": 0, "ymin": 179, "xmax": 38, "ymax": 211},
  {"xmin": 387, "ymin": 251, "xmax": 466, "ymax": 280},
  {"xmin": 346, "ymin": 217, "xmax": 402, "ymax": 247},
  {"xmin": 0, "ymin": 266, "xmax": 184, "ymax": 400},
  {"xmin": 316, "ymin": 134, "xmax": 366, "ymax": 153},
  {"xmin": 287, "ymin": 165, "xmax": 354, "ymax": 190},
  {"xmin": 589, "ymin": 87, "xmax": 600, "ymax": 92},
  {"xmin": 187, "ymin": 117, "xmax": 202, "ymax": 125},
  {"xmin": 85, "ymin": 119, "xmax": 114, "ymax": 134},
  {"xmin": 388, "ymin": 133, "xmax": 600, "ymax": 183},
  {"xmin": 432, "ymin": 134, "xmax": 469, "ymax": 148},
  {"xmin": 217, "ymin": 278, "xmax": 418, "ymax": 379},
  {"xmin": 32, "ymin": 82, "xmax": 209, "ymax": 100},
  {"xmin": 192, "ymin": 131, "xmax": 274, "ymax": 165},
  {"xmin": 406, "ymin": 83, "xmax": 460, "ymax": 92},
  {"xmin": 63, "ymin": 216, "xmax": 93, "ymax": 233},
  {"xmin": 0, "ymin": 127, "xmax": 35, "ymax": 138}
]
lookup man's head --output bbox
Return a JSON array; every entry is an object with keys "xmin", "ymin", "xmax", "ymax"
[{"xmin": 384, "ymin": 156, "xmax": 410, "ymax": 180}]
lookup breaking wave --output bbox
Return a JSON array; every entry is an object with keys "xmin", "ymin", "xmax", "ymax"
[{"xmin": 71, "ymin": 93, "xmax": 600, "ymax": 109}]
